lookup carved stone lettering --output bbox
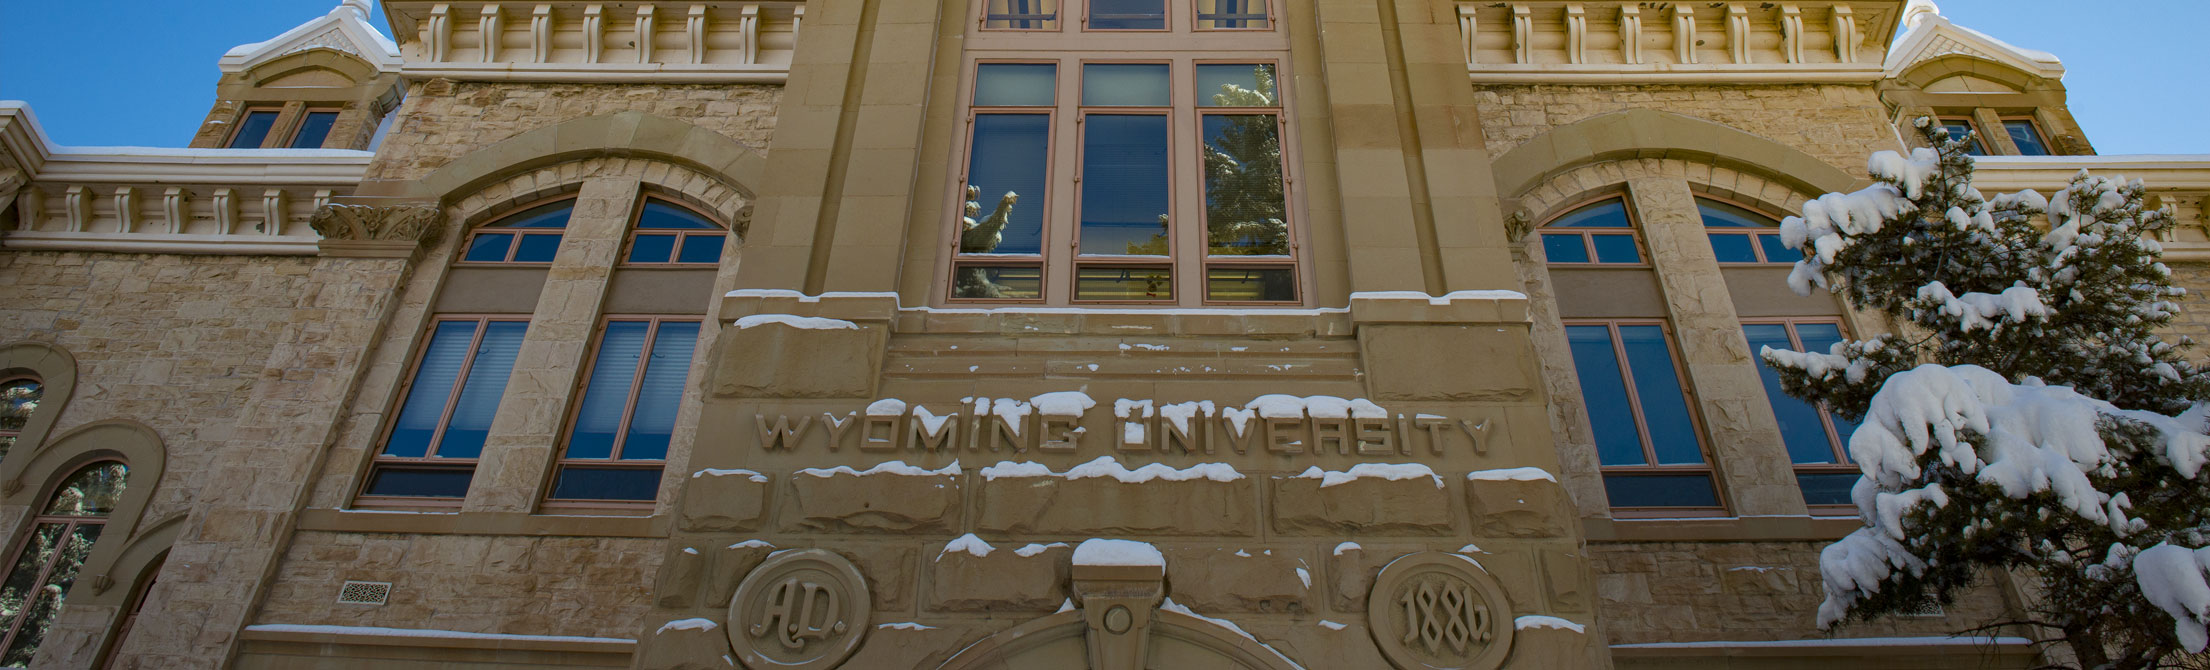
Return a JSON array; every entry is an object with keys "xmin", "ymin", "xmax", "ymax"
[
  {"xmin": 1367, "ymin": 552, "xmax": 1515, "ymax": 670},
  {"xmin": 727, "ymin": 549, "xmax": 869, "ymax": 670}
]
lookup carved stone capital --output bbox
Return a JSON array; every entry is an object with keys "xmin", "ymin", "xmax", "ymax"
[{"xmin": 310, "ymin": 203, "xmax": 445, "ymax": 257}]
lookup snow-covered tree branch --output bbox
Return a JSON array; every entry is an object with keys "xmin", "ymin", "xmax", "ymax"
[{"xmin": 1771, "ymin": 118, "xmax": 2210, "ymax": 668}]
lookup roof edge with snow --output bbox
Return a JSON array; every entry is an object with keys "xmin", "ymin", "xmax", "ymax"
[
  {"xmin": 217, "ymin": 0, "xmax": 402, "ymax": 75},
  {"xmin": 1884, "ymin": 13, "xmax": 2064, "ymax": 80}
]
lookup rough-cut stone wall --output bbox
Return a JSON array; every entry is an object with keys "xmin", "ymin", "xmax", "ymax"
[
  {"xmin": 1591, "ymin": 541, "xmax": 2016, "ymax": 644},
  {"xmin": 364, "ymin": 80, "xmax": 782, "ymax": 182},
  {"xmin": 2166, "ymin": 262, "xmax": 2210, "ymax": 363},
  {"xmin": 255, "ymin": 532, "xmax": 661, "ymax": 639},
  {"xmin": 0, "ymin": 250, "xmax": 414, "ymax": 669},
  {"xmin": 1472, "ymin": 84, "xmax": 1896, "ymax": 175}
]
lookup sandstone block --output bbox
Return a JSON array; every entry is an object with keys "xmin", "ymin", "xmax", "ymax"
[
  {"xmin": 678, "ymin": 469, "xmax": 769, "ymax": 532},
  {"xmin": 781, "ymin": 470, "xmax": 959, "ymax": 533},
  {"xmin": 1501, "ymin": 618, "xmax": 1594, "ymax": 670},
  {"xmin": 1466, "ymin": 474, "xmax": 1573, "ymax": 538},
  {"xmin": 975, "ymin": 477, "xmax": 1256, "ymax": 536},
  {"xmin": 1541, "ymin": 548, "xmax": 1593, "ymax": 613},
  {"xmin": 1358, "ymin": 325, "xmax": 1538, "ymax": 401},
  {"xmin": 636, "ymin": 618, "xmax": 733, "ymax": 670},
  {"xmin": 655, "ymin": 546, "xmax": 709, "ymax": 609},
  {"xmin": 1164, "ymin": 547, "xmax": 1312, "ymax": 614},
  {"xmin": 1271, "ymin": 476, "xmax": 1452, "ymax": 535},
  {"xmin": 709, "ymin": 319, "xmax": 883, "ymax": 399},
  {"xmin": 703, "ymin": 540, "xmax": 780, "ymax": 608},
  {"xmin": 926, "ymin": 542, "xmax": 1070, "ymax": 613},
  {"xmin": 1325, "ymin": 543, "xmax": 1423, "ymax": 612},
  {"xmin": 816, "ymin": 544, "xmax": 918, "ymax": 611}
]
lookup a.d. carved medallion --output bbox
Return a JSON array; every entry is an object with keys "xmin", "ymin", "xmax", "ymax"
[
  {"xmin": 1366, "ymin": 552, "xmax": 1514, "ymax": 670},
  {"xmin": 727, "ymin": 549, "xmax": 870, "ymax": 670}
]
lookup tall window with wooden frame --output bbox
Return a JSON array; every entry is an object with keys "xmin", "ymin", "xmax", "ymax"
[
  {"xmin": 623, "ymin": 199, "xmax": 728, "ymax": 266},
  {"xmin": 949, "ymin": 6, "xmax": 1297, "ymax": 306},
  {"xmin": 0, "ymin": 378, "xmax": 42, "ymax": 463},
  {"xmin": 459, "ymin": 199, "xmax": 573, "ymax": 264},
  {"xmin": 1742, "ymin": 319, "xmax": 1862, "ymax": 511},
  {"xmin": 359, "ymin": 317, "xmax": 529, "ymax": 503},
  {"xmin": 545, "ymin": 317, "xmax": 701, "ymax": 506},
  {"xmin": 1562, "ymin": 320, "xmax": 1724, "ymax": 514},
  {"xmin": 225, "ymin": 108, "xmax": 283, "ymax": 148},
  {"xmin": 288, "ymin": 108, "xmax": 341, "ymax": 149},
  {"xmin": 1700, "ymin": 198, "xmax": 1802, "ymax": 265},
  {"xmin": 0, "ymin": 461, "xmax": 128, "ymax": 666},
  {"xmin": 1539, "ymin": 198, "xmax": 1645, "ymax": 266}
]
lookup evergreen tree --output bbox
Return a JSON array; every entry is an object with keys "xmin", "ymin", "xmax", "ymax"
[{"xmin": 1767, "ymin": 118, "xmax": 2210, "ymax": 668}]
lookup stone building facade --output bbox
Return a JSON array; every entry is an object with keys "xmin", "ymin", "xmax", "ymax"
[{"xmin": 0, "ymin": 0, "xmax": 2203, "ymax": 668}]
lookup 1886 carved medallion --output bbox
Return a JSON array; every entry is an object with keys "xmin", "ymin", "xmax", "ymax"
[
  {"xmin": 1366, "ymin": 552, "xmax": 1514, "ymax": 670},
  {"xmin": 727, "ymin": 549, "xmax": 871, "ymax": 670}
]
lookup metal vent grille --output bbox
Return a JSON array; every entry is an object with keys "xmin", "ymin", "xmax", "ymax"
[{"xmin": 336, "ymin": 580, "xmax": 392, "ymax": 606}]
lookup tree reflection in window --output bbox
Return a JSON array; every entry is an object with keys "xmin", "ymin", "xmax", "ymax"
[
  {"xmin": 1199, "ymin": 64, "xmax": 1288, "ymax": 257},
  {"xmin": 0, "ymin": 461, "xmax": 127, "ymax": 667},
  {"xmin": 0, "ymin": 380, "xmax": 41, "ymax": 463}
]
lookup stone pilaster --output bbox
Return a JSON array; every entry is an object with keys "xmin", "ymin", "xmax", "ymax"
[
  {"xmin": 1626, "ymin": 177, "xmax": 1806, "ymax": 516},
  {"xmin": 463, "ymin": 177, "xmax": 639, "ymax": 513}
]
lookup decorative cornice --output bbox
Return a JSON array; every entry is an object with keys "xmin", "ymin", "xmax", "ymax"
[
  {"xmin": 1458, "ymin": 1, "xmax": 1906, "ymax": 84},
  {"xmin": 383, "ymin": 1, "xmax": 800, "ymax": 84}
]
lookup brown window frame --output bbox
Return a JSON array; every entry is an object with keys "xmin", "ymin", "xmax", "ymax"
[
  {"xmin": 1538, "ymin": 195, "xmax": 1651, "ymax": 269},
  {"xmin": 1998, "ymin": 116, "xmax": 2052, "ymax": 156},
  {"xmin": 357, "ymin": 315, "xmax": 530, "ymax": 508},
  {"xmin": 224, "ymin": 107, "xmax": 285, "ymax": 149},
  {"xmin": 1934, "ymin": 116, "xmax": 1987, "ymax": 155},
  {"xmin": 1699, "ymin": 195, "xmax": 1797, "ymax": 266},
  {"xmin": 1193, "ymin": 0, "xmax": 1275, "ymax": 31},
  {"xmin": 0, "ymin": 460, "xmax": 125, "ymax": 663},
  {"xmin": 978, "ymin": 0, "xmax": 1063, "ymax": 31},
  {"xmin": 620, "ymin": 196, "xmax": 730, "ymax": 267},
  {"xmin": 1083, "ymin": 0, "xmax": 1174, "ymax": 33},
  {"xmin": 453, "ymin": 196, "xmax": 574, "ymax": 267},
  {"xmin": 542, "ymin": 315, "xmax": 702, "ymax": 511},
  {"xmin": 1073, "ymin": 58, "xmax": 1178, "ymax": 303},
  {"xmin": 943, "ymin": 52, "xmax": 1306, "ymax": 306},
  {"xmin": 285, "ymin": 107, "xmax": 344, "ymax": 149},
  {"xmin": 1564, "ymin": 318, "xmax": 1728, "ymax": 518},
  {"xmin": 1742, "ymin": 316, "xmax": 1859, "ymax": 515}
]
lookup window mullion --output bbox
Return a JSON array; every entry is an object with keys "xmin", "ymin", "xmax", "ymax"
[
  {"xmin": 608, "ymin": 319, "xmax": 660, "ymax": 462},
  {"xmin": 423, "ymin": 319, "xmax": 492, "ymax": 460},
  {"xmin": 1608, "ymin": 322, "xmax": 1663, "ymax": 468}
]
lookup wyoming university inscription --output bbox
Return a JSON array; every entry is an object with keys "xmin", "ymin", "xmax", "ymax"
[{"xmin": 752, "ymin": 393, "xmax": 1488, "ymax": 458}]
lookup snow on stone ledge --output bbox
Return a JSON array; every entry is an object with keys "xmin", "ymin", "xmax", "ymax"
[
  {"xmin": 725, "ymin": 289, "xmax": 903, "ymax": 303},
  {"xmin": 654, "ymin": 619, "xmax": 718, "ymax": 635},
  {"xmin": 877, "ymin": 622, "xmax": 937, "ymax": 631},
  {"xmin": 1466, "ymin": 467, "xmax": 1558, "ymax": 483},
  {"xmin": 1350, "ymin": 289, "xmax": 1528, "ymax": 304},
  {"xmin": 1073, "ymin": 539, "xmax": 1164, "ymax": 568},
  {"xmin": 796, "ymin": 460, "xmax": 960, "ymax": 478},
  {"xmin": 1514, "ymin": 616, "xmax": 1586, "ymax": 634},
  {"xmin": 734, "ymin": 314, "xmax": 860, "ymax": 330},
  {"xmin": 243, "ymin": 623, "xmax": 634, "ymax": 645},
  {"xmin": 1292, "ymin": 463, "xmax": 1443, "ymax": 489},
  {"xmin": 1246, "ymin": 394, "xmax": 1386, "ymax": 420},
  {"xmin": 976, "ymin": 457, "xmax": 1243, "ymax": 483},
  {"xmin": 691, "ymin": 468, "xmax": 767, "ymax": 483},
  {"xmin": 939, "ymin": 533, "xmax": 995, "ymax": 560}
]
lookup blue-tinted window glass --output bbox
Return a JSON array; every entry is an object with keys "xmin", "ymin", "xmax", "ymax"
[
  {"xmin": 384, "ymin": 321, "xmax": 478, "ymax": 458},
  {"xmin": 1197, "ymin": 0, "xmax": 1269, "ymax": 29},
  {"xmin": 228, "ymin": 111, "xmax": 279, "ymax": 148},
  {"xmin": 549, "ymin": 467, "xmax": 662, "ymax": 501},
  {"xmin": 1083, "ymin": 64, "xmax": 1170, "ymax": 107},
  {"xmin": 1549, "ymin": 201, "xmax": 1632, "ymax": 228},
  {"xmin": 1709, "ymin": 234, "xmax": 1758, "ymax": 263},
  {"xmin": 566, "ymin": 322, "xmax": 650, "ymax": 461},
  {"xmin": 436, "ymin": 321, "xmax": 526, "ymax": 459},
  {"xmin": 1758, "ymin": 234, "xmax": 1802, "ymax": 263},
  {"xmin": 627, "ymin": 234, "xmax": 676, "ymax": 264},
  {"xmin": 1590, "ymin": 234, "xmax": 1641, "ymax": 264},
  {"xmin": 637, "ymin": 201, "xmax": 718, "ymax": 229},
  {"xmin": 622, "ymin": 322, "xmax": 699, "ymax": 461},
  {"xmin": 1746, "ymin": 324, "xmax": 1838, "ymax": 464},
  {"xmin": 512, "ymin": 234, "xmax": 562, "ymax": 263},
  {"xmin": 1798, "ymin": 472, "xmax": 1858, "ymax": 508},
  {"xmin": 289, "ymin": 111, "xmax": 338, "ymax": 149},
  {"xmin": 1080, "ymin": 115, "xmax": 1171, "ymax": 256},
  {"xmin": 1089, "ymin": 0, "xmax": 1165, "ymax": 29},
  {"xmin": 491, "ymin": 201, "xmax": 574, "ymax": 229},
  {"xmin": 677, "ymin": 235, "xmax": 723, "ymax": 264},
  {"xmin": 1941, "ymin": 121, "xmax": 1986, "ymax": 156},
  {"xmin": 463, "ymin": 233, "xmax": 514, "ymax": 263},
  {"xmin": 1697, "ymin": 200, "xmax": 1773, "ymax": 228},
  {"xmin": 2004, "ymin": 120, "xmax": 2049, "ymax": 156},
  {"xmin": 1795, "ymin": 323, "xmax": 1861, "ymax": 443},
  {"xmin": 1567, "ymin": 326, "xmax": 1646, "ymax": 466},
  {"xmin": 1195, "ymin": 64, "xmax": 1279, "ymax": 107},
  {"xmin": 974, "ymin": 64, "xmax": 1057, "ymax": 107},
  {"xmin": 364, "ymin": 467, "xmax": 475, "ymax": 498},
  {"xmin": 1604, "ymin": 474, "xmax": 1721, "ymax": 508},
  {"xmin": 1618, "ymin": 325, "xmax": 1702, "ymax": 465},
  {"xmin": 965, "ymin": 114, "xmax": 1052, "ymax": 255},
  {"xmin": 1543, "ymin": 234, "xmax": 1590, "ymax": 263}
]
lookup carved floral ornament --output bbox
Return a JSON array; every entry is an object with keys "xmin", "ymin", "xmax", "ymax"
[
  {"xmin": 726, "ymin": 549, "xmax": 870, "ymax": 670},
  {"xmin": 1368, "ymin": 552, "xmax": 1515, "ymax": 670},
  {"xmin": 308, "ymin": 203, "xmax": 445, "ymax": 245}
]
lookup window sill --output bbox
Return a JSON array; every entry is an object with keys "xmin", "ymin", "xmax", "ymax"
[
  {"xmin": 300, "ymin": 508, "xmax": 668, "ymax": 537},
  {"xmin": 1582, "ymin": 514, "xmax": 1864, "ymax": 543}
]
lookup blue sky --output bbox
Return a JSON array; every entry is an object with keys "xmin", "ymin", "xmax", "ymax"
[{"xmin": 0, "ymin": 0, "xmax": 2203, "ymax": 154}]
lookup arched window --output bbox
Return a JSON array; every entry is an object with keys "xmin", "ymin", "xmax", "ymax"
[
  {"xmin": 0, "ymin": 379, "xmax": 42, "ymax": 462},
  {"xmin": 1699, "ymin": 198, "xmax": 1801, "ymax": 265},
  {"xmin": 459, "ymin": 199, "xmax": 573, "ymax": 264},
  {"xmin": 623, "ymin": 199, "xmax": 726, "ymax": 265},
  {"xmin": 1539, "ymin": 199, "xmax": 1642, "ymax": 265},
  {"xmin": 0, "ymin": 461, "xmax": 128, "ymax": 667}
]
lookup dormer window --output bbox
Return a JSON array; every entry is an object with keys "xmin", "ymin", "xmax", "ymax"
[
  {"xmin": 289, "ymin": 109, "xmax": 340, "ymax": 149},
  {"xmin": 2002, "ymin": 118, "xmax": 2050, "ymax": 156},
  {"xmin": 226, "ymin": 109, "xmax": 282, "ymax": 148}
]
